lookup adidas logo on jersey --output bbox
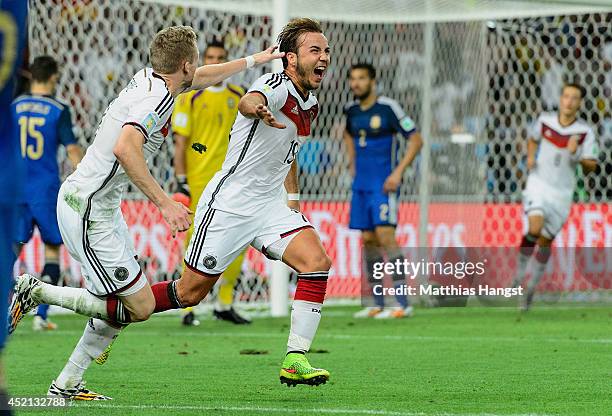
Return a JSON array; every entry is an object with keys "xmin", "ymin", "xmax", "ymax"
[{"xmin": 291, "ymin": 105, "xmax": 299, "ymax": 115}]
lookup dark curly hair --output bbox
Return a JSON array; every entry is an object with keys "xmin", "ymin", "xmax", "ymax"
[{"xmin": 277, "ymin": 18, "xmax": 323, "ymax": 69}]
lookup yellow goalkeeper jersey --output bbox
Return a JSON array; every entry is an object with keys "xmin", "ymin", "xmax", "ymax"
[{"xmin": 172, "ymin": 83, "xmax": 244, "ymax": 187}]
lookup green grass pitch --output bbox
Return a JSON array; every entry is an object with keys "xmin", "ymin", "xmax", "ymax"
[{"xmin": 5, "ymin": 306, "xmax": 611, "ymax": 416}]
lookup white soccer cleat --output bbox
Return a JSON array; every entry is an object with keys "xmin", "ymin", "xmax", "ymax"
[
  {"xmin": 374, "ymin": 306, "xmax": 414, "ymax": 319},
  {"xmin": 48, "ymin": 380, "xmax": 112, "ymax": 401},
  {"xmin": 353, "ymin": 307, "xmax": 384, "ymax": 318},
  {"xmin": 9, "ymin": 274, "xmax": 43, "ymax": 333},
  {"xmin": 32, "ymin": 315, "xmax": 58, "ymax": 331}
]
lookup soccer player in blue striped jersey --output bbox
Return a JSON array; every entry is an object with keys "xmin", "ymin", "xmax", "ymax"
[
  {"xmin": 343, "ymin": 63, "xmax": 423, "ymax": 319},
  {"xmin": 11, "ymin": 56, "xmax": 83, "ymax": 330}
]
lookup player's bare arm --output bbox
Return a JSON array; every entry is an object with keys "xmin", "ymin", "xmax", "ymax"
[
  {"xmin": 238, "ymin": 92, "xmax": 287, "ymax": 129},
  {"xmin": 383, "ymin": 131, "xmax": 423, "ymax": 193},
  {"xmin": 343, "ymin": 128, "xmax": 355, "ymax": 177},
  {"xmin": 284, "ymin": 160, "xmax": 300, "ymax": 211},
  {"xmin": 65, "ymin": 143, "xmax": 83, "ymax": 168},
  {"xmin": 113, "ymin": 125, "xmax": 192, "ymax": 237},
  {"xmin": 190, "ymin": 46, "xmax": 285, "ymax": 90},
  {"xmin": 527, "ymin": 137, "xmax": 538, "ymax": 171}
]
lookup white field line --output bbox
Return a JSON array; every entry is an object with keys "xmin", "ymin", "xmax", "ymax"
[
  {"xmin": 73, "ymin": 403, "xmax": 554, "ymax": 416},
  {"xmin": 36, "ymin": 329, "xmax": 612, "ymax": 344}
]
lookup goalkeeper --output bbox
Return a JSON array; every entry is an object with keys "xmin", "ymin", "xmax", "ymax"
[{"xmin": 172, "ymin": 39, "xmax": 250, "ymax": 325}]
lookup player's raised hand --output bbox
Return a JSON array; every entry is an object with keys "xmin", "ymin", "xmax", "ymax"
[
  {"xmin": 255, "ymin": 104, "xmax": 286, "ymax": 129},
  {"xmin": 252, "ymin": 45, "xmax": 285, "ymax": 66},
  {"xmin": 161, "ymin": 198, "xmax": 193, "ymax": 238}
]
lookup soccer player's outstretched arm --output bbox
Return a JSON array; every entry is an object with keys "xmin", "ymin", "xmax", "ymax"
[
  {"xmin": 113, "ymin": 125, "xmax": 192, "ymax": 237},
  {"xmin": 238, "ymin": 92, "xmax": 286, "ymax": 129},
  {"xmin": 191, "ymin": 46, "xmax": 285, "ymax": 90}
]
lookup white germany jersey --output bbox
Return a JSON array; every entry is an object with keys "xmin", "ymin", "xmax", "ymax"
[
  {"xmin": 63, "ymin": 68, "xmax": 174, "ymax": 220},
  {"xmin": 527, "ymin": 112, "xmax": 598, "ymax": 199},
  {"xmin": 201, "ymin": 72, "xmax": 319, "ymax": 215}
]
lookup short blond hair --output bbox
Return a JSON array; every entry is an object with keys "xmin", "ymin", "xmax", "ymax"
[{"xmin": 149, "ymin": 26, "xmax": 198, "ymax": 73}]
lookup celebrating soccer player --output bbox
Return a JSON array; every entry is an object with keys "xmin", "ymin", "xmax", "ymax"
[
  {"xmin": 9, "ymin": 26, "xmax": 283, "ymax": 399},
  {"xmin": 513, "ymin": 83, "xmax": 599, "ymax": 310},
  {"xmin": 149, "ymin": 18, "xmax": 332, "ymax": 387},
  {"xmin": 11, "ymin": 56, "xmax": 84, "ymax": 331},
  {"xmin": 172, "ymin": 39, "xmax": 251, "ymax": 326},
  {"xmin": 344, "ymin": 63, "xmax": 423, "ymax": 319}
]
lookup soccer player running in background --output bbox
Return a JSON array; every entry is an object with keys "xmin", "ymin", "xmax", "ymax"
[
  {"xmin": 11, "ymin": 56, "xmax": 83, "ymax": 331},
  {"xmin": 344, "ymin": 63, "xmax": 422, "ymax": 319},
  {"xmin": 150, "ymin": 18, "xmax": 332, "ymax": 387},
  {"xmin": 172, "ymin": 39, "xmax": 250, "ymax": 326},
  {"xmin": 9, "ymin": 26, "xmax": 282, "ymax": 399},
  {"xmin": 513, "ymin": 83, "xmax": 598, "ymax": 310}
]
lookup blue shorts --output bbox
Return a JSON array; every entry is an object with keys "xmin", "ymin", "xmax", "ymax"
[
  {"xmin": 15, "ymin": 201, "xmax": 63, "ymax": 245},
  {"xmin": 349, "ymin": 189, "xmax": 398, "ymax": 231}
]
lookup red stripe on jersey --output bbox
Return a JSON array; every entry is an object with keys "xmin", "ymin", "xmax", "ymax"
[
  {"xmin": 280, "ymin": 94, "xmax": 318, "ymax": 137},
  {"xmin": 540, "ymin": 123, "xmax": 586, "ymax": 148}
]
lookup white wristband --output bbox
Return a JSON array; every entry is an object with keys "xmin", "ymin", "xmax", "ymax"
[
  {"xmin": 245, "ymin": 55, "xmax": 256, "ymax": 69},
  {"xmin": 287, "ymin": 193, "xmax": 300, "ymax": 201}
]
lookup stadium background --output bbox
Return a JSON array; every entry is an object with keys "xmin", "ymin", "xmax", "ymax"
[{"xmin": 17, "ymin": 0, "xmax": 612, "ymax": 306}]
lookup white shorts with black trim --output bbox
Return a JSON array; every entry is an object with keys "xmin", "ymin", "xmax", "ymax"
[
  {"xmin": 57, "ymin": 185, "xmax": 147, "ymax": 297},
  {"xmin": 184, "ymin": 200, "xmax": 313, "ymax": 275},
  {"xmin": 522, "ymin": 176, "xmax": 572, "ymax": 239}
]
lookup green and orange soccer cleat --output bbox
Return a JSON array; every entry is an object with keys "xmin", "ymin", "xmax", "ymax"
[{"xmin": 279, "ymin": 352, "xmax": 330, "ymax": 387}]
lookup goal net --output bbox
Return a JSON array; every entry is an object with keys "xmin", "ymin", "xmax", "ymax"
[{"xmin": 22, "ymin": 0, "xmax": 612, "ymax": 308}]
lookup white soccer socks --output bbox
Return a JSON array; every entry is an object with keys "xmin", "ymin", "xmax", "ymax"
[
  {"xmin": 286, "ymin": 271, "xmax": 328, "ymax": 354},
  {"xmin": 34, "ymin": 282, "xmax": 132, "ymax": 324},
  {"xmin": 56, "ymin": 318, "xmax": 121, "ymax": 389},
  {"xmin": 33, "ymin": 283, "xmax": 107, "ymax": 320}
]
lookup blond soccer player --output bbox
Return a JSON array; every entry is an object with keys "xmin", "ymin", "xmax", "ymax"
[{"xmin": 9, "ymin": 25, "xmax": 282, "ymax": 399}]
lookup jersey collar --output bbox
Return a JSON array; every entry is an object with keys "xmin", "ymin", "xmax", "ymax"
[
  {"xmin": 206, "ymin": 81, "xmax": 227, "ymax": 93},
  {"xmin": 283, "ymin": 71, "xmax": 311, "ymax": 103}
]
